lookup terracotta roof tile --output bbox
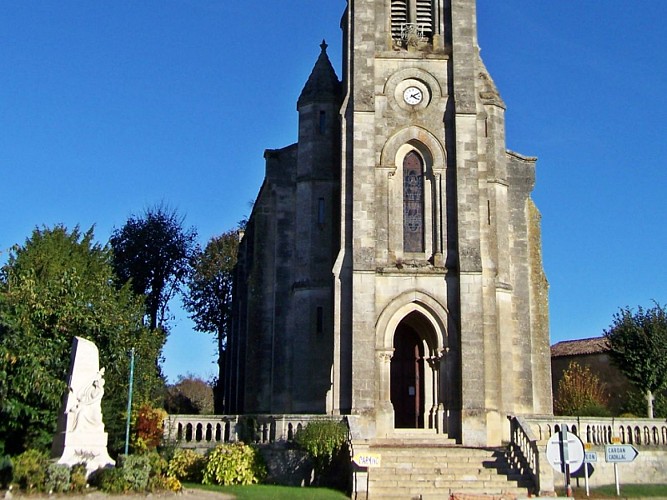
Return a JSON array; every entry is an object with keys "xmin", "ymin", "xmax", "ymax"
[{"xmin": 551, "ymin": 337, "xmax": 610, "ymax": 357}]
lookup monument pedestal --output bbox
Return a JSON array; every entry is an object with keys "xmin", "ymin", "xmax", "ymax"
[{"xmin": 52, "ymin": 430, "xmax": 115, "ymax": 473}]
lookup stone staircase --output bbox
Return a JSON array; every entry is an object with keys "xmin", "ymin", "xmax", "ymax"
[{"xmin": 358, "ymin": 431, "xmax": 533, "ymax": 499}]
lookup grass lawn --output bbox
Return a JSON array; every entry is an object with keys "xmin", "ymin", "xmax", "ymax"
[
  {"xmin": 557, "ymin": 484, "xmax": 667, "ymax": 498},
  {"xmin": 186, "ymin": 483, "xmax": 349, "ymax": 499}
]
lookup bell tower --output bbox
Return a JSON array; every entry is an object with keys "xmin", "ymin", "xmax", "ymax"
[
  {"xmin": 332, "ymin": 0, "xmax": 553, "ymax": 445},
  {"xmin": 226, "ymin": 0, "xmax": 552, "ymax": 448}
]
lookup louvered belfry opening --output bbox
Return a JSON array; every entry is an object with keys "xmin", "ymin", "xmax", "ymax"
[
  {"xmin": 391, "ymin": 0, "xmax": 408, "ymax": 40},
  {"xmin": 415, "ymin": 0, "xmax": 433, "ymax": 38},
  {"xmin": 391, "ymin": 0, "xmax": 433, "ymax": 44}
]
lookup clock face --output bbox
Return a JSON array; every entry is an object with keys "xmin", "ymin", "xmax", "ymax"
[{"xmin": 403, "ymin": 86, "xmax": 423, "ymax": 105}]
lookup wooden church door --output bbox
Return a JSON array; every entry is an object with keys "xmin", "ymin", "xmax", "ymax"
[{"xmin": 391, "ymin": 324, "xmax": 425, "ymax": 428}]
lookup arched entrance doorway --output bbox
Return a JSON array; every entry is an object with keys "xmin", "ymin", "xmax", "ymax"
[
  {"xmin": 376, "ymin": 296, "xmax": 451, "ymax": 434},
  {"xmin": 391, "ymin": 322, "xmax": 425, "ymax": 428}
]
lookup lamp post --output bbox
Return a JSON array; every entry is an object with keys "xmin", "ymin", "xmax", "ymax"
[{"xmin": 124, "ymin": 347, "xmax": 135, "ymax": 455}]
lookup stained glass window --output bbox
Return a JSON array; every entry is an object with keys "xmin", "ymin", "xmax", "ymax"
[{"xmin": 403, "ymin": 151, "xmax": 424, "ymax": 252}]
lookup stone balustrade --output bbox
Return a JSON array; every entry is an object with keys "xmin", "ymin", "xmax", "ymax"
[
  {"xmin": 508, "ymin": 415, "xmax": 667, "ymax": 494},
  {"xmin": 521, "ymin": 416, "xmax": 667, "ymax": 447},
  {"xmin": 508, "ymin": 416, "xmax": 541, "ymax": 493},
  {"xmin": 164, "ymin": 414, "xmax": 343, "ymax": 449}
]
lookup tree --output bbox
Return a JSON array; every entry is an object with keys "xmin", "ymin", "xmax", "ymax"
[
  {"xmin": 554, "ymin": 362, "xmax": 610, "ymax": 416},
  {"xmin": 0, "ymin": 225, "xmax": 164, "ymax": 455},
  {"xmin": 604, "ymin": 302, "xmax": 667, "ymax": 418},
  {"xmin": 110, "ymin": 205, "xmax": 197, "ymax": 331},
  {"xmin": 164, "ymin": 374, "xmax": 214, "ymax": 415},
  {"xmin": 183, "ymin": 230, "xmax": 239, "ymax": 412}
]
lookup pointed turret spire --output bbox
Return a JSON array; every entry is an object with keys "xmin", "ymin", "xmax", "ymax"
[{"xmin": 297, "ymin": 40, "xmax": 341, "ymax": 108}]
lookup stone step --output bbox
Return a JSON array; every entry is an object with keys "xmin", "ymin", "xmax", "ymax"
[
  {"xmin": 373, "ymin": 429, "xmax": 458, "ymax": 445},
  {"xmin": 378, "ymin": 453, "xmax": 505, "ymax": 463},
  {"xmin": 366, "ymin": 446, "xmax": 504, "ymax": 455},
  {"xmin": 370, "ymin": 445, "xmax": 504, "ymax": 455},
  {"xmin": 370, "ymin": 479, "xmax": 523, "ymax": 492},
  {"xmin": 370, "ymin": 484, "xmax": 525, "ymax": 499},
  {"xmin": 369, "ymin": 468, "xmax": 522, "ymax": 481},
  {"xmin": 362, "ymin": 443, "xmax": 531, "ymax": 499},
  {"xmin": 377, "ymin": 456, "xmax": 509, "ymax": 467},
  {"xmin": 377, "ymin": 461, "xmax": 512, "ymax": 473}
]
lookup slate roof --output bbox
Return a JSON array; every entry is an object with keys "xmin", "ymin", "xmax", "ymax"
[
  {"xmin": 298, "ymin": 40, "xmax": 341, "ymax": 107},
  {"xmin": 551, "ymin": 337, "xmax": 610, "ymax": 357}
]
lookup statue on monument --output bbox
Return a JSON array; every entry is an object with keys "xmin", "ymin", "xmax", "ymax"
[
  {"xmin": 66, "ymin": 368, "xmax": 106, "ymax": 432},
  {"xmin": 52, "ymin": 337, "xmax": 115, "ymax": 474}
]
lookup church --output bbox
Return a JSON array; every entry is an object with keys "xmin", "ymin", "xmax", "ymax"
[{"xmin": 224, "ymin": 0, "xmax": 553, "ymax": 447}]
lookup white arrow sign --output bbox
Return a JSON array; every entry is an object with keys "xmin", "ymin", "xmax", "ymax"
[{"xmin": 605, "ymin": 445, "xmax": 639, "ymax": 463}]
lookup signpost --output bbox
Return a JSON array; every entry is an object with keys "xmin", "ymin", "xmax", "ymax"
[
  {"xmin": 546, "ymin": 427, "xmax": 585, "ymax": 497},
  {"xmin": 352, "ymin": 453, "xmax": 381, "ymax": 500},
  {"xmin": 605, "ymin": 444, "xmax": 639, "ymax": 496},
  {"xmin": 583, "ymin": 445, "xmax": 598, "ymax": 497},
  {"xmin": 352, "ymin": 453, "xmax": 382, "ymax": 468}
]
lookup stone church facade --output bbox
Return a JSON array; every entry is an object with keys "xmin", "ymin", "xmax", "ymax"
[{"xmin": 225, "ymin": 0, "xmax": 553, "ymax": 447}]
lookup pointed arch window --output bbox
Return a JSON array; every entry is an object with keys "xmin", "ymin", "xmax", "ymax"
[
  {"xmin": 391, "ymin": 0, "xmax": 433, "ymax": 42},
  {"xmin": 403, "ymin": 151, "xmax": 424, "ymax": 253}
]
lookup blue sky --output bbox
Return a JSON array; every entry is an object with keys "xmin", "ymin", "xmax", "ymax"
[{"xmin": 2, "ymin": 1, "xmax": 666, "ymax": 383}]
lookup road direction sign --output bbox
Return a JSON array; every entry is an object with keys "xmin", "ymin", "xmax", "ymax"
[
  {"xmin": 546, "ymin": 430, "xmax": 585, "ymax": 473},
  {"xmin": 605, "ymin": 445, "xmax": 639, "ymax": 463},
  {"xmin": 585, "ymin": 451, "xmax": 598, "ymax": 463}
]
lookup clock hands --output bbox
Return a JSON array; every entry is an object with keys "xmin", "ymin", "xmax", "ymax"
[{"xmin": 403, "ymin": 85, "xmax": 424, "ymax": 105}]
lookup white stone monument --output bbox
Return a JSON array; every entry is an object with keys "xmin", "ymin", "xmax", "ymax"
[{"xmin": 51, "ymin": 336, "xmax": 115, "ymax": 474}]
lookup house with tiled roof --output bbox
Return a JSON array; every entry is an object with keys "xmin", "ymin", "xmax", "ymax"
[{"xmin": 551, "ymin": 336, "xmax": 631, "ymax": 414}]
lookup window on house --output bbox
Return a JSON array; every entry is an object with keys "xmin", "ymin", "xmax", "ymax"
[{"xmin": 403, "ymin": 151, "xmax": 424, "ymax": 253}]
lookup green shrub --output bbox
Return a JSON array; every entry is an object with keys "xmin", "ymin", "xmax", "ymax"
[
  {"xmin": 295, "ymin": 420, "xmax": 348, "ymax": 469},
  {"xmin": 144, "ymin": 450, "xmax": 168, "ymax": 477},
  {"xmin": 45, "ymin": 463, "xmax": 70, "ymax": 493},
  {"xmin": 574, "ymin": 402, "xmax": 612, "ymax": 417},
  {"xmin": 165, "ymin": 475, "xmax": 182, "ymax": 492},
  {"xmin": 120, "ymin": 454, "xmax": 151, "ymax": 490},
  {"xmin": 0, "ymin": 455, "xmax": 12, "ymax": 489},
  {"xmin": 91, "ymin": 454, "xmax": 153, "ymax": 493},
  {"xmin": 167, "ymin": 448, "xmax": 206, "ymax": 482},
  {"xmin": 90, "ymin": 467, "xmax": 128, "ymax": 494},
  {"xmin": 132, "ymin": 404, "xmax": 167, "ymax": 453},
  {"xmin": 69, "ymin": 463, "xmax": 88, "ymax": 492},
  {"xmin": 11, "ymin": 449, "xmax": 49, "ymax": 490},
  {"xmin": 554, "ymin": 362, "xmax": 610, "ymax": 416},
  {"xmin": 147, "ymin": 474, "xmax": 169, "ymax": 492},
  {"xmin": 203, "ymin": 442, "xmax": 266, "ymax": 486}
]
